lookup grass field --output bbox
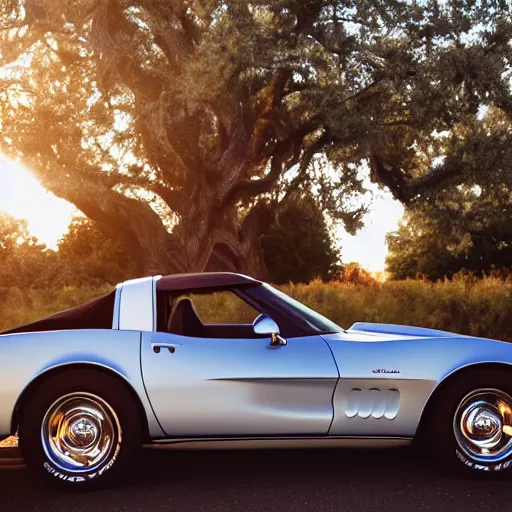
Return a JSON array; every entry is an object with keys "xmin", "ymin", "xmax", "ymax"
[
  {"xmin": 0, "ymin": 284, "xmax": 112, "ymax": 333},
  {"xmin": 1, "ymin": 275, "xmax": 512, "ymax": 340}
]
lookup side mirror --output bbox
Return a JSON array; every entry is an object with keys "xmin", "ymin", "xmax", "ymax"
[{"xmin": 253, "ymin": 314, "xmax": 287, "ymax": 347}]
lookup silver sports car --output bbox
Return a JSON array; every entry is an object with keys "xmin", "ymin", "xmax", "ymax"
[{"xmin": 1, "ymin": 272, "xmax": 512, "ymax": 488}]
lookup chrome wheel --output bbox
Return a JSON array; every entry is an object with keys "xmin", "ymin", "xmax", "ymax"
[
  {"xmin": 454, "ymin": 388, "xmax": 512, "ymax": 463},
  {"xmin": 41, "ymin": 392, "xmax": 122, "ymax": 473}
]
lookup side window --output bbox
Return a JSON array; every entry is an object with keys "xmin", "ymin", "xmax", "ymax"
[
  {"xmin": 190, "ymin": 291, "xmax": 258, "ymax": 325},
  {"xmin": 159, "ymin": 290, "xmax": 262, "ymax": 338}
]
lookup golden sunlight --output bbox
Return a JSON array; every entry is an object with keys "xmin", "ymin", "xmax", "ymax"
[
  {"xmin": 0, "ymin": 157, "xmax": 76, "ymax": 249},
  {"xmin": 0, "ymin": 156, "xmax": 402, "ymax": 271}
]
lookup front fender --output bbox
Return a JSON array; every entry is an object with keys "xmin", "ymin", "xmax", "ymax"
[
  {"xmin": 0, "ymin": 329, "xmax": 164, "ymax": 437},
  {"xmin": 323, "ymin": 333, "xmax": 512, "ymax": 437}
]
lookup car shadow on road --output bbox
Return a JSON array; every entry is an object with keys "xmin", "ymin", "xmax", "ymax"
[
  {"xmin": 136, "ymin": 445, "xmax": 426, "ymax": 485},
  {"xmin": 2, "ymin": 446, "xmax": 511, "ymax": 512}
]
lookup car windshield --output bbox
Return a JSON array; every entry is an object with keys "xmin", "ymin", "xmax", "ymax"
[{"xmin": 262, "ymin": 284, "xmax": 344, "ymax": 334}]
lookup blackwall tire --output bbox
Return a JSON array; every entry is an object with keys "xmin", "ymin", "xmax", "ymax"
[
  {"xmin": 19, "ymin": 369, "xmax": 142, "ymax": 489},
  {"xmin": 427, "ymin": 369, "xmax": 512, "ymax": 478}
]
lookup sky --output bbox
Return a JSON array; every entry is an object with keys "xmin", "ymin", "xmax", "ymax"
[
  {"xmin": 0, "ymin": 157, "xmax": 404, "ymax": 272},
  {"xmin": 340, "ymin": 191, "xmax": 404, "ymax": 271},
  {"xmin": 0, "ymin": 158, "xmax": 75, "ymax": 248}
]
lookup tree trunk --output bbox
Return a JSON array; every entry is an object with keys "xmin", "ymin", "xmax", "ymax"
[
  {"xmin": 44, "ymin": 170, "xmax": 271, "ymax": 280},
  {"xmin": 136, "ymin": 209, "xmax": 270, "ymax": 279}
]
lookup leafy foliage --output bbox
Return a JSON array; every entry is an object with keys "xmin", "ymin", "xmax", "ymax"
[
  {"xmin": 58, "ymin": 217, "xmax": 137, "ymax": 285},
  {"xmin": 386, "ymin": 181, "xmax": 512, "ymax": 281},
  {"xmin": 0, "ymin": 207, "xmax": 340, "ymax": 291},
  {"xmin": 1, "ymin": 1, "xmax": 511, "ymax": 275},
  {"xmin": 0, "ymin": 212, "xmax": 61, "ymax": 289},
  {"xmin": 0, "ymin": 213, "xmax": 134, "ymax": 290},
  {"xmin": 261, "ymin": 192, "xmax": 341, "ymax": 284},
  {"xmin": 340, "ymin": 262, "xmax": 376, "ymax": 286}
]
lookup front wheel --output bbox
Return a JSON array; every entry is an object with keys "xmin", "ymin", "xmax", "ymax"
[
  {"xmin": 19, "ymin": 369, "xmax": 142, "ymax": 489},
  {"xmin": 428, "ymin": 369, "xmax": 512, "ymax": 475}
]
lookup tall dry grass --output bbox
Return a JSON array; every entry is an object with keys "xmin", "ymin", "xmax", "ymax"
[
  {"xmin": 0, "ymin": 284, "xmax": 111, "ymax": 332},
  {"xmin": 1, "ymin": 275, "xmax": 512, "ymax": 340},
  {"xmin": 283, "ymin": 276, "xmax": 512, "ymax": 341}
]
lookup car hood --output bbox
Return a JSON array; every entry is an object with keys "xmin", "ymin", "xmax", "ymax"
[
  {"xmin": 347, "ymin": 322, "xmax": 460, "ymax": 339},
  {"xmin": 322, "ymin": 322, "xmax": 467, "ymax": 342}
]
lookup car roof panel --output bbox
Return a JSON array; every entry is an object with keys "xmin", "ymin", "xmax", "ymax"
[{"xmin": 156, "ymin": 272, "xmax": 261, "ymax": 292}]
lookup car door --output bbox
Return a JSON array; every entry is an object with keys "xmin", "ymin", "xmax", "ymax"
[{"xmin": 141, "ymin": 330, "xmax": 339, "ymax": 437}]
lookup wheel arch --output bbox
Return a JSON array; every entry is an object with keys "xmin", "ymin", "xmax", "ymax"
[
  {"xmin": 10, "ymin": 363, "xmax": 151, "ymax": 441},
  {"xmin": 415, "ymin": 361, "xmax": 512, "ymax": 441}
]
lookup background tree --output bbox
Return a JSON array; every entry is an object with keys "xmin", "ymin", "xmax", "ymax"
[
  {"xmin": 0, "ymin": 212, "xmax": 61, "ymax": 288},
  {"xmin": 386, "ymin": 184, "xmax": 512, "ymax": 281},
  {"xmin": 56, "ymin": 202, "xmax": 341, "ymax": 285},
  {"xmin": 57, "ymin": 217, "xmax": 137, "ymax": 285},
  {"xmin": 0, "ymin": 214, "xmax": 134, "ymax": 290},
  {"xmin": 1, "ymin": 1, "xmax": 511, "ymax": 276},
  {"xmin": 386, "ymin": 209, "xmax": 459, "ymax": 281},
  {"xmin": 0, "ymin": 214, "xmax": 39, "ymax": 264},
  {"xmin": 340, "ymin": 262, "xmax": 376, "ymax": 286},
  {"xmin": 261, "ymin": 191, "xmax": 341, "ymax": 284}
]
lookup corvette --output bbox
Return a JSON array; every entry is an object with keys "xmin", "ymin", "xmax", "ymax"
[{"xmin": 1, "ymin": 272, "xmax": 512, "ymax": 488}]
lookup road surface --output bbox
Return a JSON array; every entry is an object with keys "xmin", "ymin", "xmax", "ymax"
[{"xmin": 1, "ymin": 446, "xmax": 511, "ymax": 512}]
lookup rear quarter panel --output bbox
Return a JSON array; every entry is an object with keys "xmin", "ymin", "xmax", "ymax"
[
  {"xmin": 0, "ymin": 329, "xmax": 164, "ymax": 437},
  {"xmin": 323, "ymin": 333, "xmax": 512, "ymax": 437}
]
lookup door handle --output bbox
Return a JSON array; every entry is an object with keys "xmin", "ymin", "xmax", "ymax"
[{"xmin": 152, "ymin": 343, "xmax": 182, "ymax": 354}]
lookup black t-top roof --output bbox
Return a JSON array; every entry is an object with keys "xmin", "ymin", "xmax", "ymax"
[{"xmin": 156, "ymin": 272, "xmax": 261, "ymax": 292}]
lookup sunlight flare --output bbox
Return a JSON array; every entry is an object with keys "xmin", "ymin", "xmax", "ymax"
[{"xmin": 0, "ymin": 157, "xmax": 76, "ymax": 249}]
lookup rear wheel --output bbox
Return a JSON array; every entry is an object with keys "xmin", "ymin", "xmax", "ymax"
[
  {"xmin": 19, "ymin": 369, "xmax": 142, "ymax": 489},
  {"xmin": 427, "ymin": 369, "xmax": 512, "ymax": 476}
]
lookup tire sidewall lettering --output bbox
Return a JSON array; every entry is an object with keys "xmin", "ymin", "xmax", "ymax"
[
  {"xmin": 43, "ymin": 454, "xmax": 117, "ymax": 483},
  {"xmin": 456, "ymin": 449, "xmax": 512, "ymax": 472}
]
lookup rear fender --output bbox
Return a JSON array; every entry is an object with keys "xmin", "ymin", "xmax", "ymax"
[{"xmin": 0, "ymin": 329, "xmax": 164, "ymax": 438}]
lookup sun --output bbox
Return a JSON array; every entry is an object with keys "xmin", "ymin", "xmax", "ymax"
[{"xmin": 0, "ymin": 157, "xmax": 76, "ymax": 249}]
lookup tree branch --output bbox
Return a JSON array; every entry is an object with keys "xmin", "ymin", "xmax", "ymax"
[
  {"xmin": 225, "ymin": 155, "xmax": 288, "ymax": 204},
  {"xmin": 42, "ymin": 168, "xmax": 175, "ymax": 273},
  {"xmin": 151, "ymin": 182, "xmax": 183, "ymax": 213},
  {"xmin": 370, "ymin": 153, "xmax": 469, "ymax": 204},
  {"xmin": 280, "ymin": 131, "xmax": 331, "ymax": 205},
  {"xmin": 380, "ymin": 119, "xmax": 419, "ymax": 128}
]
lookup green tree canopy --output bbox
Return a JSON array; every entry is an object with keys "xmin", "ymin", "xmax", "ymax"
[
  {"xmin": 0, "ymin": 212, "xmax": 61, "ymax": 288},
  {"xmin": 57, "ymin": 202, "xmax": 341, "ymax": 285},
  {"xmin": 261, "ymin": 191, "xmax": 341, "ymax": 284},
  {"xmin": 1, "ymin": 1, "xmax": 511, "ymax": 276},
  {"xmin": 0, "ymin": 213, "xmax": 43, "ymax": 261},
  {"xmin": 0, "ymin": 214, "xmax": 135, "ymax": 288},
  {"xmin": 57, "ymin": 216, "xmax": 137, "ymax": 284},
  {"xmin": 386, "ymin": 183, "xmax": 512, "ymax": 281}
]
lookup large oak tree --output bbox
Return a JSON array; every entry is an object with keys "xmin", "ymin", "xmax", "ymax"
[
  {"xmin": 387, "ymin": 106, "xmax": 512, "ymax": 281},
  {"xmin": 1, "ymin": 0, "xmax": 511, "ymax": 276},
  {"xmin": 387, "ymin": 189, "xmax": 512, "ymax": 281}
]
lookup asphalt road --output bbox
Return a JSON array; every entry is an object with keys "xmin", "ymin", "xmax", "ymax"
[{"xmin": 1, "ymin": 446, "xmax": 512, "ymax": 512}]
